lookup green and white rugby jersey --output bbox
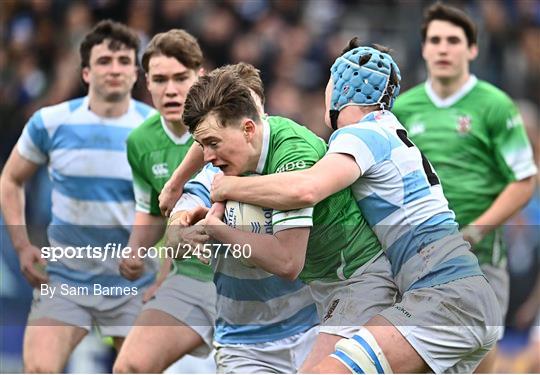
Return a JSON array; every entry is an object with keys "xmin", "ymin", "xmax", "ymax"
[
  {"xmin": 259, "ymin": 116, "xmax": 382, "ymax": 283},
  {"xmin": 393, "ymin": 76, "xmax": 537, "ymax": 265},
  {"xmin": 126, "ymin": 113, "xmax": 213, "ymax": 281}
]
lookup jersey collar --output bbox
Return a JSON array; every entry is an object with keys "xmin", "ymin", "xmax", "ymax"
[
  {"xmin": 84, "ymin": 96, "xmax": 136, "ymax": 122},
  {"xmin": 160, "ymin": 116, "xmax": 191, "ymax": 145},
  {"xmin": 425, "ymin": 75, "xmax": 478, "ymax": 108},
  {"xmin": 255, "ymin": 117, "xmax": 270, "ymax": 174}
]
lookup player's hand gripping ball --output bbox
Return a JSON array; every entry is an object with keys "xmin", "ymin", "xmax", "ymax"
[{"xmin": 224, "ymin": 201, "xmax": 273, "ymax": 268}]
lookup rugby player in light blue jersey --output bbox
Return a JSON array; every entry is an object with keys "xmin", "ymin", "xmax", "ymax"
[
  {"xmin": 166, "ymin": 64, "xmax": 319, "ymax": 373},
  {"xmin": 210, "ymin": 40, "xmax": 502, "ymax": 373},
  {"xmin": 0, "ymin": 20, "xmax": 155, "ymax": 372}
]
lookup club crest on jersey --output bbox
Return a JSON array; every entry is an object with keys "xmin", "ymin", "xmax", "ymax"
[
  {"xmin": 456, "ymin": 115, "xmax": 472, "ymax": 135},
  {"xmin": 151, "ymin": 163, "xmax": 169, "ymax": 178}
]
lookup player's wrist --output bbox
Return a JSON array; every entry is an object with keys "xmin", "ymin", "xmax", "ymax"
[
  {"xmin": 203, "ymin": 216, "xmax": 224, "ymax": 236},
  {"xmin": 10, "ymin": 228, "xmax": 33, "ymax": 253},
  {"xmin": 125, "ymin": 245, "xmax": 145, "ymax": 258},
  {"xmin": 168, "ymin": 211, "xmax": 186, "ymax": 225},
  {"xmin": 461, "ymin": 225, "xmax": 484, "ymax": 245},
  {"xmin": 15, "ymin": 241, "xmax": 35, "ymax": 255},
  {"xmin": 227, "ymin": 176, "xmax": 244, "ymax": 196}
]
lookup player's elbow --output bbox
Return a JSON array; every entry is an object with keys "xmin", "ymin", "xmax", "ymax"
[
  {"xmin": 521, "ymin": 176, "xmax": 536, "ymax": 200},
  {"xmin": 278, "ymin": 258, "xmax": 304, "ymax": 281},
  {"xmin": 512, "ymin": 176, "xmax": 537, "ymax": 209}
]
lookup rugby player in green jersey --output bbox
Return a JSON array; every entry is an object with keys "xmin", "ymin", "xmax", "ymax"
[
  {"xmin": 179, "ymin": 65, "xmax": 397, "ymax": 370},
  {"xmin": 392, "ymin": 4, "xmax": 537, "ymax": 372},
  {"xmin": 113, "ymin": 30, "xmax": 216, "ymax": 373}
]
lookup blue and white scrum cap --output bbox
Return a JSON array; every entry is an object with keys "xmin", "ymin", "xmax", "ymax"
[{"xmin": 329, "ymin": 46, "xmax": 401, "ymax": 129}]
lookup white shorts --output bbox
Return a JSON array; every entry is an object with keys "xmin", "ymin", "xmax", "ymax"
[
  {"xmin": 532, "ymin": 311, "xmax": 540, "ymax": 342},
  {"xmin": 143, "ymin": 274, "xmax": 217, "ymax": 357},
  {"xmin": 379, "ymin": 275, "xmax": 502, "ymax": 373},
  {"xmin": 481, "ymin": 263, "xmax": 509, "ymax": 339},
  {"xmin": 214, "ymin": 325, "xmax": 318, "ymax": 373},
  {"xmin": 309, "ymin": 253, "xmax": 397, "ymax": 338},
  {"xmin": 28, "ymin": 282, "xmax": 143, "ymax": 337}
]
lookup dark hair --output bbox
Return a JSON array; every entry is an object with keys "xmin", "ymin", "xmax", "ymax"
[
  {"xmin": 79, "ymin": 20, "xmax": 140, "ymax": 68},
  {"xmin": 183, "ymin": 67, "xmax": 261, "ymax": 134},
  {"xmin": 421, "ymin": 2, "xmax": 477, "ymax": 46},
  {"xmin": 341, "ymin": 37, "xmax": 393, "ymax": 56},
  {"xmin": 210, "ymin": 62, "xmax": 265, "ymax": 105},
  {"xmin": 141, "ymin": 29, "xmax": 203, "ymax": 73}
]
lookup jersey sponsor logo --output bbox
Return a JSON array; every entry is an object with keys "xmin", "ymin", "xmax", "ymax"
[
  {"xmin": 151, "ymin": 163, "xmax": 169, "ymax": 178},
  {"xmin": 392, "ymin": 304, "xmax": 412, "ymax": 318},
  {"xmin": 263, "ymin": 208, "xmax": 272, "ymax": 234},
  {"xmin": 276, "ymin": 160, "xmax": 307, "ymax": 173},
  {"xmin": 323, "ymin": 298, "xmax": 340, "ymax": 322},
  {"xmin": 249, "ymin": 209, "xmax": 272, "ymax": 234},
  {"xmin": 456, "ymin": 115, "xmax": 472, "ymax": 135}
]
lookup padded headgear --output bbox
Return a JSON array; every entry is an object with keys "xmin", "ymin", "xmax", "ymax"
[{"xmin": 329, "ymin": 46, "xmax": 401, "ymax": 129}]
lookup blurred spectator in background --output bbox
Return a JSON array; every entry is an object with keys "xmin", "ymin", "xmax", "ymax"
[
  {"xmin": 1, "ymin": 0, "xmax": 537, "ymax": 150},
  {"xmin": 2, "ymin": 0, "xmax": 538, "ymax": 164}
]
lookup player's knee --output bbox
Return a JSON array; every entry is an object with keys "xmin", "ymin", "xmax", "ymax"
[
  {"xmin": 331, "ymin": 327, "xmax": 393, "ymax": 374},
  {"xmin": 24, "ymin": 359, "xmax": 63, "ymax": 373},
  {"xmin": 113, "ymin": 357, "xmax": 142, "ymax": 374},
  {"xmin": 113, "ymin": 355, "xmax": 152, "ymax": 374},
  {"xmin": 113, "ymin": 358, "xmax": 137, "ymax": 374}
]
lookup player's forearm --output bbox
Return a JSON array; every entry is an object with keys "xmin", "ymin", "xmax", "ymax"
[
  {"xmin": 207, "ymin": 224, "xmax": 305, "ymax": 280},
  {"xmin": 0, "ymin": 173, "xmax": 31, "ymax": 252},
  {"xmin": 217, "ymin": 173, "xmax": 315, "ymax": 210},
  {"xmin": 155, "ymin": 257, "xmax": 172, "ymax": 284},
  {"xmin": 165, "ymin": 209, "xmax": 209, "ymax": 258},
  {"xmin": 169, "ymin": 144, "xmax": 205, "ymax": 189},
  {"xmin": 127, "ymin": 212, "xmax": 166, "ymax": 252},
  {"xmin": 527, "ymin": 273, "xmax": 540, "ymax": 307},
  {"xmin": 472, "ymin": 176, "xmax": 536, "ymax": 235}
]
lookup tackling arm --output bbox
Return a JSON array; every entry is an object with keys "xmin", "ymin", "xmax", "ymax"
[{"xmin": 211, "ymin": 153, "xmax": 361, "ymax": 210}]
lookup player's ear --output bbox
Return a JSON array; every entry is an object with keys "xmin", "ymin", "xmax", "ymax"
[
  {"xmin": 197, "ymin": 67, "xmax": 205, "ymax": 77},
  {"xmin": 242, "ymin": 119, "xmax": 256, "ymax": 141},
  {"xmin": 421, "ymin": 43, "xmax": 427, "ymax": 60},
  {"xmin": 468, "ymin": 43, "xmax": 478, "ymax": 61},
  {"xmin": 82, "ymin": 67, "xmax": 91, "ymax": 85},
  {"xmin": 145, "ymin": 73, "xmax": 150, "ymax": 89}
]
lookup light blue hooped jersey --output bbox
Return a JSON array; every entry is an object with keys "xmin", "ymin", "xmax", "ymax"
[
  {"xmin": 17, "ymin": 96, "xmax": 157, "ymax": 290},
  {"xmin": 175, "ymin": 164, "xmax": 319, "ymax": 345},
  {"xmin": 328, "ymin": 110, "xmax": 483, "ymax": 292}
]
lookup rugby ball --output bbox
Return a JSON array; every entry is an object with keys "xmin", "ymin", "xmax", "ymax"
[{"xmin": 224, "ymin": 201, "xmax": 273, "ymax": 267}]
